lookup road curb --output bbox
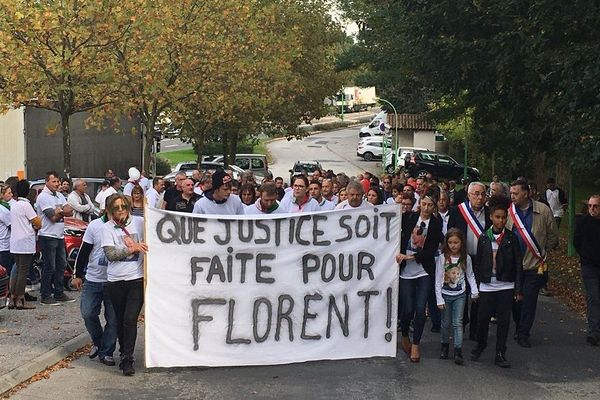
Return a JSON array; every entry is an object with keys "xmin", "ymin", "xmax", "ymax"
[{"xmin": 0, "ymin": 332, "xmax": 89, "ymax": 396}]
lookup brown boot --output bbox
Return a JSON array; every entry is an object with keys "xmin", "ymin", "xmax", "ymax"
[{"xmin": 401, "ymin": 336, "xmax": 411, "ymax": 355}]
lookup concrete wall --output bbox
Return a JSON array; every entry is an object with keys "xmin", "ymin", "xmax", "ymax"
[
  {"xmin": 24, "ymin": 108, "xmax": 142, "ymax": 179},
  {"xmin": 0, "ymin": 107, "xmax": 26, "ymax": 179}
]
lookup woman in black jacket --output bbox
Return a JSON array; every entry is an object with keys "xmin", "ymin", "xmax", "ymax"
[
  {"xmin": 396, "ymin": 189, "xmax": 443, "ymax": 362},
  {"xmin": 471, "ymin": 195, "xmax": 523, "ymax": 368}
]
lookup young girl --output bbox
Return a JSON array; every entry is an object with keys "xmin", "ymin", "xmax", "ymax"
[
  {"xmin": 472, "ymin": 195, "xmax": 523, "ymax": 368},
  {"xmin": 435, "ymin": 228, "xmax": 478, "ymax": 365}
]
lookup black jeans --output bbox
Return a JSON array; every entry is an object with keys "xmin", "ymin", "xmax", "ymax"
[
  {"xmin": 477, "ymin": 289, "xmax": 513, "ymax": 353},
  {"xmin": 582, "ymin": 264, "xmax": 600, "ymax": 337},
  {"xmin": 105, "ymin": 278, "xmax": 144, "ymax": 362},
  {"xmin": 513, "ymin": 271, "xmax": 546, "ymax": 339}
]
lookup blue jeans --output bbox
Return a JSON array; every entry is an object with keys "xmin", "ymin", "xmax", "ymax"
[
  {"xmin": 399, "ymin": 275, "xmax": 431, "ymax": 345},
  {"xmin": 0, "ymin": 251, "xmax": 14, "ymax": 277},
  {"xmin": 39, "ymin": 236, "xmax": 67, "ymax": 298},
  {"xmin": 512, "ymin": 270, "xmax": 546, "ymax": 338},
  {"xmin": 441, "ymin": 293, "xmax": 466, "ymax": 348},
  {"xmin": 582, "ymin": 264, "xmax": 600, "ymax": 337},
  {"xmin": 80, "ymin": 280, "xmax": 117, "ymax": 359}
]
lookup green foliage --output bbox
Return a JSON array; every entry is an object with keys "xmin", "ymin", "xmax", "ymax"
[
  {"xmin": 337, "ymin": 0, "xmax": 600, "ymax": 179},
  {"xmin": 155, "ymin": 156, "xmax": 173, "ymax": 175}
]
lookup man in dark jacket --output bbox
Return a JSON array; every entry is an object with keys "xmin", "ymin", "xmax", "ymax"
[
  {"xmin": 574, "ymin": 195, "xmax": 600, "ymax": 346},
  {"xmin": 448, "ymin": 181, "xmax": 491, "ymax": 340}
]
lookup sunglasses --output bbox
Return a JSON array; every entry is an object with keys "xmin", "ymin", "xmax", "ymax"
[{"xmin": 111, "ymin": 204, "xmax": 129, "ymax": 212}]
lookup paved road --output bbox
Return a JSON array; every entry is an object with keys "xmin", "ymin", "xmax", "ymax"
[
  {"xmin": 267, "ymin": 127, "xmax": 382, "ymax": 182},
  {"xmin": 159, "ymin": 109, "xmax": 380, "ymax": 154}
]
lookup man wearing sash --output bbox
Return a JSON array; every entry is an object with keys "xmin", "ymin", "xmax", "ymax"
[
  {"xmin": 448, "ymin": 181, "xmax": 491, "ymax": 340},
  {"xmin": 507, "ymin": 179, "xmax": 558, "ymax": 348}
]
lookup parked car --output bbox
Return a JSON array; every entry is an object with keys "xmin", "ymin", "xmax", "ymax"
[
  {"xmin": 356, "ymin": 139, "xmax": 392, "ymax": 161},
  {"xmin": 0, "ymin": 264, "xmax": 8, "ymax": 314},
  {"xmin": 211, "ymin": 154, "xmax": 272, "ymax": 179},
  {"xmin": 359, "ymin": 111, "xmax": 390, "ymax": 137},
  {"xmin": 404, "ymin": 151, "xmax": 480, "ymax": 180},
  {"xmin": 289, "ymin": 160, "xmax": 323, "ymax": 184},
  {"xmin": 164, "ymin": 162, "xmax": 258, "ymax": 183},
  {"xmin": 383, "ymin": 146, "xmax": 429, "ymax": 174}
]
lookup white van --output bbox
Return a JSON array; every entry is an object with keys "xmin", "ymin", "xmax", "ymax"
[
  {"xmin": 359, "ymin": 111, "xmax": 389, "ymax": 137},
  {"xmin": 383, "ymin": 146, "xmax": 429, "ymax": 174}
]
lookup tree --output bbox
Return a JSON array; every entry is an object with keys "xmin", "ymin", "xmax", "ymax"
[{"xmin": 0, "ymin": 0, "xmax": 133, "ymax": 178}]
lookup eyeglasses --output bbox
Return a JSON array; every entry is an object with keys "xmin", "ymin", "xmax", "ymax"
[
  {"xmin": 589, "ymin": 204, "xmax": 599, "ymax": 208},
  {"xmin": 383, "ymin": 181, "xmax": 391, "ymax": 185},
  {"xmin": 293, "ymin": 185, "xmax": 306, "ymax": 189},
  {"xmin": 469, "ymin": 192, "xmax": 485, "ymax": 197},
  {"xmin": 417, "ymin": 221, "xmax": 426, "ymax": 235},
  {"xmin": 111, "ymin": 204, "xmax": 129, "ymax": 212}
]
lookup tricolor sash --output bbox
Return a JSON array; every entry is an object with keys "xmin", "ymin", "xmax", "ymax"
[
  {"xmin": 509, "ymin": 203, "xmax": 545, "ymax": 263},
  {"xmin": 458, "ymin": 201, "xmax": 484, "ymax": 239}
]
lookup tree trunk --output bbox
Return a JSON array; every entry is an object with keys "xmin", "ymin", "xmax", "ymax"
[
  {"xmin": 61, "ymin": 111, "xmax": 71, "ymax": 179},
  {"xmin": 532, "ymin": 152, "xmax": 546, "ymax": 190},
  {"xmin": 222, "ymin": 130, "xmax": 229, "ymax": 168},
  {"xmin": 228, "ymin": 129, "xmax": 239, "ymax": 167},
  {"xmin": 143, "ymin": 117, "xmax": 156, "ymax": 173}
]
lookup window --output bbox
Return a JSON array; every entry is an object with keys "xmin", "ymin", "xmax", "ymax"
[
  {"xmin": 437, "ymin": 155, "xmax": 452, "ymax": 164},
  {"xmin": 236, "ymin": 158, "xmax": 250, "ymax": 170},
  {"xmin": 251, "ymin": 158, "xmax": 265, "ymax": 169}
]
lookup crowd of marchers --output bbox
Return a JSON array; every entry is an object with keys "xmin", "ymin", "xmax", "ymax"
[{"xmin": 1, "ymin": 165, "xmax": 599, "ymax": 376}]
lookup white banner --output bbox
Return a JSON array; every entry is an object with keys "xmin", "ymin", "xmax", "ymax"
[{"xmin": 144, "ymin": 205, "xmax": 401, "ymax": 367}]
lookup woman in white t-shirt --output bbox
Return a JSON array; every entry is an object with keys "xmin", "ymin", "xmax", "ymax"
[
  {"xmin": 101, "ymin": 194, "xmax": 147, "ymax": 376},
  {"xmin": 8, "ymin": 180, "xmax": 42, "ymax": 310},
  {"xmin": 396, "ymin": 189, "xmax": 443, "ymax": 363}
]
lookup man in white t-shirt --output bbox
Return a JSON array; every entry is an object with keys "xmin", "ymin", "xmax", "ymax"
[
  {"xmin": 99, "ymin": 177, "xmax": 121, "ymax": 212},
  {"xmin": 309, "ymin": 181, "xmax": 335, "ymax": 211},
  {"xmin": 36, "ymin": 171, "xmax": 75, "ymax": 306},
  {"xmin": 193, "ymin": 169, "xmax": 244, "ymax": 215},
  {"xmin": 336, "ymin": 181, "xmax": 373, "ymax": 210},
  {"xmin": 145, "ymin": 177, "xmax": 165, "ymax": 208},
  {"xmin": 543, "ymin": 177, "xmax": 567, "ymax": 228},
  {"xmin": 72, "ymin": 212, "xmax": 117, "ymax": 365},
  {"xmin": 123, "ymin": 167, "xmax": 143, "ymax": 196},
  {"xmin": 244, "ymin": 182, "xmax": 284, "ymax": 215}
]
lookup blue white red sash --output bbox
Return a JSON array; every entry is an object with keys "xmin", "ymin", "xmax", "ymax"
[
  {"xmin": 458, "ymin": 201, "xmax": 484, "ymax": 239},
  {"xmin": 509, "ymin": 203, "xmax": 545, "ymax": 262}
]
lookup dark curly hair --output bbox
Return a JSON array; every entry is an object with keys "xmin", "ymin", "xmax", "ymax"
[{"xmin": 488, "ymin": 195, "xmax": 511, "ymax": 214}]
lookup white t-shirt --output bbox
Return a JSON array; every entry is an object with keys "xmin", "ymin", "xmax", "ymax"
[
  {"xmin": 101, "ymin": 216, "xmax": 145, "ymax": 282},
  {"xmin": 435, "ymin": 255, "xmax": 478, "ymax": 305},
  {"xmin": 335, "ymin": 199, "xmax": 374, "ymax": 210},
  {"xmin": 145, "ymin": 187, "xmax": 160, "ymax": 208},
  {"xmin": 192, "ymin": 194, "xmax": 245, "ymax": 215},
  {"xmin": 0, "ymin": 204, "xmax": 11, "ymax": 252},
  {"xmin": 479, "ymin": 232, "xmax": 515, "ymax": 292},
  {"xmin": 315, "ymin": 198, "xmax": 336, "ymax": 211},
  {"xmin": 99, "ymin": 187, "xmax": 117, "ymax": 210},
  {"xmin": 123, "ymin": 181, "xmax": 145, "ymax": 196},
  {"xmin": 279, "ymin": 196, "xmax": 320, "ymax": 213},
  {"xmin": 36, "ymin": 187, "xmax": 67, "ymax": 239},
  {"xmin": 81, "ymin": 218, "xmax": 109, "ymax": 282},
  {"xmin": 400, "ymin": 217, "xmax": 430, "ymax": 279},
  {"xmin": 10, "ymin": 198, "xmax": 38, "ymax": 254},
  {"xmin": 546, "ymin": 189, "xmax": 564, "ymax": 218},
  {"xmin": 244, "ymin": 199, "xmax": 285, "ymax": 215}
]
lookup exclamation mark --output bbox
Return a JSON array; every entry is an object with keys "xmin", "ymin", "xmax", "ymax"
[{"xmin": 385, "ymin": 287, "xmax": 392, "ymax": 342}]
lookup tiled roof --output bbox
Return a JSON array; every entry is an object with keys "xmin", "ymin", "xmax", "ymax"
[{"xmin": 387, "ymin": 113, "xmax": 434, "ymax": 130}]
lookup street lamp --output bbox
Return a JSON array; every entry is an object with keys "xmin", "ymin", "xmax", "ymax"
[{"xmin": 376, "ymin": 97, "xmax": 398, "ymax": 172}]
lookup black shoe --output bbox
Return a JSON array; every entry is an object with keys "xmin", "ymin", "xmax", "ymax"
[
  {"xmin": 54, "ymin": 293, "xmax": 76, "ymax": 303},
  {"xmin": 24, "ymin": 293, "xmax": 37, "ymax": 302},
  {"xmin": 471, "ymin": 344, "xmax": 485, "ymax": 361},
  {"xmin": 88, "ymin": 345, "xmax": 99, "ymax": 359},
  {"xmin": 122, "ymin": 361, "xmax": 135, "ymax": 376},
  {"xmin": 430, "ymin": 325, "xmax": 441, "ymax": 333},
  {"xmin": 440, "ymin": 343, "xmax": 450, "ymax": 359},
  {"xmin": 40, "ymin": 296, "xmax": 60, "ymax": 306},
  {"xmin": 454, "ymin": 348, "xmax": 464, "ymax": 366},
  {"xmin": 494, "ymin": 352, "xmax": 511, "ymax": 368},
  {"xmin": 517, "ymin": 337, "xmax": 532, "ymax": 348},
  {"xmin": 99, "ymin": 356, "xmax": 116, "ymax": 366},
  {"xmin": 587, "ymin": 335, "xmax": 599, "ymax": 346}
]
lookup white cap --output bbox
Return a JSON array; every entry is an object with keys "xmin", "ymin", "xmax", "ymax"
[{"xmin": 128, "ymin": 167, "xmax": 141, "ymax": 180}]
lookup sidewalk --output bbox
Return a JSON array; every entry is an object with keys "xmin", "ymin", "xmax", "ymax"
[{"xmin": 0, "ymin": 290, "xmax": 88, "ymax": 395}]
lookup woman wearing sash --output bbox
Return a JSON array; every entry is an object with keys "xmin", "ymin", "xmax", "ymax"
[
  {"xmin": 396, "ymin": 188, "xmax": 443, "ymax": 362},
  {"xmin": 101, "ymin": 194, "xmax": 147, "ymax": 376}
]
